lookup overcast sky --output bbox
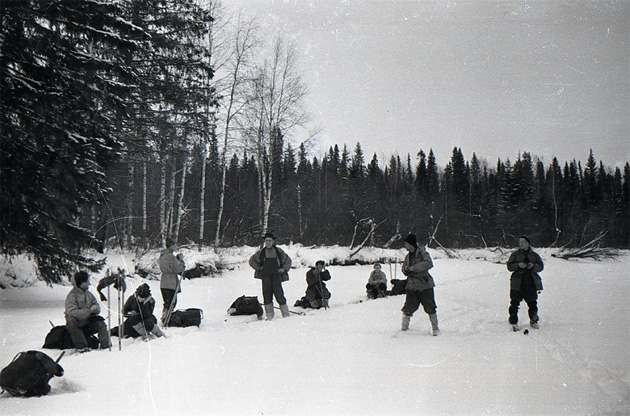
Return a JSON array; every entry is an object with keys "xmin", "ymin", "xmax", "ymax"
[{"xmin": 226, "ymin": 0, "xmax": 629, "ymax": 169}]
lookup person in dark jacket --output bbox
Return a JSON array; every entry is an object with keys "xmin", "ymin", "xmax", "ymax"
[
  {"xmin": 123, "ymin": 283, "xmax": 166, "ymax": 341},
  {"xmin": 400, "ymin": 234, "xmax": 439, "ymax": 335},
  {"xmin": 64, "ymin": 271, "xmax": 111, "ymax": 352},
  {"xmin": 304, "ymin": 260, "xmax": 332, "ymax": 309},
  {"xmin": 366, "ymin": 263, "xmax": 387, "ymax": 299},
  {"xmin": 248, "ymin": 232, "xmax": 292, "ymax": 319},
  {"xmin": 506, "ymin": 235, "xmax": 544, "ymax": 330},
  {"xmin": 159, "ymin": 238, "xmax": 186, "ymax": 324}
]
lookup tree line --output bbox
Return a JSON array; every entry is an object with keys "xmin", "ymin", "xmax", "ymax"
[{"xmin": 1, "ymin": 1, "xmax": 628, "ymax": 285}]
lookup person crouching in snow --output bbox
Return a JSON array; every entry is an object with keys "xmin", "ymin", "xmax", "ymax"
[
  {"xmin": 305, "ymin": 260, "xmax": 331, "ymax": 309},
  {"xmin": 506, "ymin": 235, "xmax": 544, "ymax": 331},
  {"xmin": 64, "ymin": 271, "xmax": 111, "ymax": 352},
  {"xmin": 249, "ymin": 232, "xmax": 292, "ymax": 319},
  {"xmin": 123, "ymin": 283, "xmax": 166, "ymax": 341},
  {"xmin": 366, "ymin": 263, "xmax": 387, "ymax": 299},
  {"xmin": 400, "ymin": 234, "xmax": 439, "ymax": 336}
]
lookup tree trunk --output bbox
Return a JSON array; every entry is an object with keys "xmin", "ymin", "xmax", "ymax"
[
  {"xmin": 142, "ymin": 160, "xmax": 148, "ymax": 249},
  {"xmin": 173, "ymin": 154, "xmax": 188, "ymax": 243},
  {"xmin": 159, "ymin": 161, "xmax": 167, "ymax": 245},
  {"xmin": 125, "ymin": 161, "xmax": 135, "ymax": 248},
  {"xmin": 199, "ymin": 147, "xmax": 207, "ymax": 250}
]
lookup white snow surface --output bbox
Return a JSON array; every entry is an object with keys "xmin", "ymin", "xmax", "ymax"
[{"xmin": 1, "ymin": 246, "xmax": 628, "ymax": 415}]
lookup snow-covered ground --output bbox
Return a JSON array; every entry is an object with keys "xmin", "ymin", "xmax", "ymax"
[{"xmin": 1, "ymin": 246, "xmax": 628, "ymax": 415}]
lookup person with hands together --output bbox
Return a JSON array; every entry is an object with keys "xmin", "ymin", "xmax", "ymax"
[
  {"xmin": 507, "ymin": 235, "xmax": 544, "ymax": 331},
  {"xmin": 249, "ymin": 232, "xmax": 292, "ymax": 320}
]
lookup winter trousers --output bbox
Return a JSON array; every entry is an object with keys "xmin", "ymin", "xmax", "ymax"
[
  {"xmin": 261, "ymin": 274, "xmax": 287, "ymax": 306},
  {"xmin": 401, "ymin": 288, "xmax": 437, "ymax": 316},
  {"xmin": 366, "ymin": 283, "xmax": 387, "ymax": 299},
  {"xmin": 66, "ymin": 315, "xmax": 111, "ymax": 350},
  {"xmin": 508, "ymin": 289, "xmax": 538, "ymax": 325},
  {"xmin": 161, "ymin": 289, "xmax": 177, "ymax": 317},
  {"xmin": 124, "ymin": 315, "xmax": 158, "ymax": 338}
]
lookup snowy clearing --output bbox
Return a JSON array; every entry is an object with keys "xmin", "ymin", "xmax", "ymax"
[{"xmin": 1, "ymin": 247, "xmax": 628, "ymax": 415}]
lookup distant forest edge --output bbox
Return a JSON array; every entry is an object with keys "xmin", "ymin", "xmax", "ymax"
[{"xmin": 96, "ymin": 144, "xmax": 629, "ymax": 252}]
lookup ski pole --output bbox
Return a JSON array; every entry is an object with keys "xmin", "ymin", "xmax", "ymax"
[
  {"xmin": 55, "ymin": 351, "xmax": 65, "ymax": 364},
  {"xmin": 118, "ymin": 278, "xmax": 122, "ymax": 351},
  {"xmin": 107, "ymin": 283, "xmax": 112, "ymax": 352},
  {"xmin": 274, "ymin": 306, "xmax": 305, "ymax": 316}
]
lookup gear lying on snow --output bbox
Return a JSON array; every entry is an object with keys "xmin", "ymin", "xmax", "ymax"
[{"xmin": 1, "ymin": 351, "xmax": 64, "ymax": 397}]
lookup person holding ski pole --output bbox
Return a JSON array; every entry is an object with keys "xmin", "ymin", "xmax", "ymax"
[
  {"xmin": 366, "ymin": 263, "xmax": 387, "ymax": 299},
  {"xmin": 400, "ymin": 233, "xmax": 440, "ymax": 336},
  {"xmin": 506, "ymin": 235, "xmax": 544, "ymax": 331},
  {"xmin": 304, "ymin": 260, "xmax": 332, "ymax": 309},
  {"xmin": 249, "ymin": 232, "xmax": 292, "ymax": 320},
  {"xmin": 159, "ymin": 238, "xmax": 185, "ymax": 325}
]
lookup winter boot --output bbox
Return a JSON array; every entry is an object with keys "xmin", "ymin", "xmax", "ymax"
[
  {"xmin": 150, "ymin": 325, "xmax": 167, "ymax": 339},
  {"xmin": 320, "ymin": 299, "xmax": 329, "ymax": 309},
  {"xmin": 401, "ymin": 314, "xmax": 411, "ymax": 331},
  {"xmin": 132, "ymin": 323, "xmax": 149, "ymax": 341},
  {"xmin": 264, "ymin": 303, "xmax": 275, "ymax": 320},
  {"xmin": 429, "ymin": 313, "xmax": 440, "ymax": 336},
  {"xmin": 530, "ymin": 321, "xmax": 540, "ymax": 329},
  {"xmin": 280, "ymin": 303, "xmax": 291, "ymax": 318}
]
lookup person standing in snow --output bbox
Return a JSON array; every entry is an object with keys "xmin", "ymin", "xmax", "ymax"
[
  {"xmin": 400, "ymin": 234, "xmax": 439, "ymax": 335},
  {"xmin": 506, "ymin": 235, "xmax": 544, "ymax": 331},
  {"xmin": 304, "ymin": 260, "xmax": 331, "ymax": 309},
  {"xmin": 64, "ymin": 271, "xmax": 111, "ymax": 352},
  {"xmin": 122, "ymin": 283, "xmax": 165, "ymax": 341},
  {"xmin": 159, "ymin": 238, "xmax": 186, "ymax": 325},
  {"xmin": 249, "ymin": 232, "xmax": 292, "ymax": 319},
  {"xmin": 366, "ymin": 263, "xmax": 387, "ymax": 299}
]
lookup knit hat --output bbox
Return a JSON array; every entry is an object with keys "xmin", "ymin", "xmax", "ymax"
[
  {"xmin": 403, "ymin": 233, "xmax": 418, "ymax": 247},
  {"xmin": 136, "ymin": 283, "xmax": 151, "ymax": 298},
  {"xmin": 262, "ymin": 232, "xmax": 276, "ymax": 240},
  {"xmin": 519, "ymin": 235, "xmax": 531, "ymax": 244},
  {"xmin": 74, "ymin": 271, "xmax": 89, "ymax": 287}
]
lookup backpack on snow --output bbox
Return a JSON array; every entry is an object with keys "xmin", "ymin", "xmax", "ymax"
[
  {"xmin": 43, "ymin": 324, "xmax": 99, "ymax": 350},
  {"xmin": 227, "ymin": 296, "xmax": 263, "ymax": 318},
  {"xmin": 167, "ymin": 308, "xmax": 203, "ymax": 327},
  {"xmin": 388, "ymin": 279, "xmax": 408, "ymax": 296},
  {"xmin": 0, "ymin": 350, "xmax": 64, "ymax": 397}
]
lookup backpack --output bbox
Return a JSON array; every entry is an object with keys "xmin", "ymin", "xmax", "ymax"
[
  {"xmin": 294, "ymin": 296, "xmax": 312, "ymax": 309},
  {"xmin": 227, "ymin": 296, "xmax": 263, "ymax": 318},
  {"xmin": 166, "ymin": 308, "xmax": 203, "ymax": 327},
  {"xmin": 42, "ymin": 325, "xmax": 99, "ymax": 350},
  {"xmin": 0, "ymin": 351, "xmax": 64, "ymax": 397},
  {"xmin": 388, "ymin": 279, "xmax": 408, "ymax": 296}
]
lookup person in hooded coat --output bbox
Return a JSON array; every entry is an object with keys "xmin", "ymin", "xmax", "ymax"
[
  {"xmin": 64, "ymin": 271, "xmax": 111, "ymax": 352},
  {"xmin": 400, "ymin": 234, "xmax": 440, "ymax": 336},
  {"xmin": 304, "ymin": 260, "xmax": 332, "ymax": 309},
  {"xmin": 123, "ymin": 283, "xmax": 166, "ymax": 341},
  {"xmin": 506, "ymin": 235, "xmax": 544, "ymax": 330}
]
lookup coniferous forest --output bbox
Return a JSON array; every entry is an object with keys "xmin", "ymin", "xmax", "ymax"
[{"xmin": 1, "ymin": 1, "xmax": 628, "ymax": 283}]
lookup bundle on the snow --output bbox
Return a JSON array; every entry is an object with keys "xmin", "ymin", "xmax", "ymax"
[
  {"xmin": 43, "ymin": 325, "xmax": 99, "ymax": 350},
  {"xmin": 0, "ymin": 351, "xmax": 64, "ymax": 397},
  {"xmin": 388, "ymin": 279, "xmax": 407, "ymax": 295},
  {"xmin": 294, "ymin": 296, "xmax": 312, "ymax": 309},
  {"xmin": 227, "ymin": 296, "xmax": 263, "ymax": 318},
  {"xmin": 167, "ymin": 308, "xmax": 203, "ymax": 327}
]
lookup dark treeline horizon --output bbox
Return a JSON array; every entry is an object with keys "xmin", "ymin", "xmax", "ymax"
[{"xmin": 97, "ymin": 137, "xmax": 630, "ymax": 251}]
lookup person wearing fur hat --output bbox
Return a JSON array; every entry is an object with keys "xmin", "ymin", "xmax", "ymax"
[
  {"xmin": 506, "ymin": 235, "xmax": 544, "ymax": 331},
  {"xmin": 159, "ymin": 238, "xmax": 186, "ymax": 325},
  {"xmin": 122, "ymin": 283, "xmax": 165, "ymax": 341},
  {"xmin": 400, "ymin": 234, "xmax": 439, "ymax": 335},
  {"xmin": 249, "ymin": 232, "xmax": 292, "ymax": 319},
  {"xmin": 64, "ymin": 271, "xmax": 111, "ymax": 352}
]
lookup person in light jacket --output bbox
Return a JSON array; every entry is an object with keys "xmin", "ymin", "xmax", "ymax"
[
  {"xmin": 366, "ymin": 263, "xmax": 387, "ymax": 299},
  {"xmin": 64, "ymin": 271, "xmax": 111, "ymax": 352},
  {"xmin": 400, "ymin": 234, "xmax": 439, "ymax": 335},
  {"xmin": 159, "ymin": 238, "xmax": 185, "ymax": 324},
  {"xmin": 249, "ymin": 232, "xmax": 292, "ymax": 319},
  {"xmin": 506, "ymin": 235, "xmax": 544, "ymax": 330}
]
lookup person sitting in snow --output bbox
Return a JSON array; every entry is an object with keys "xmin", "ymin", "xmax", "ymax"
[
  {"xmin": 64, "ymin": 271, "xmax": 111, "ymax": 352},
  {"xmin": 304, "ymin": 260, "xmax": 331, "ymax": 309},
  {"xmin": 400, "ymin": 234, "xmax": 440, "ymax": 336},
  {"xmin": 122, "ymin": 283, "xmax": 166, "ymax": 341},
  {"xmin": 366, "ymin": 263, "xmax": 387, "ymax": 299},
  {"xmin": 506, "ymin": 235, "xmax": 544, "ymax": 331}
]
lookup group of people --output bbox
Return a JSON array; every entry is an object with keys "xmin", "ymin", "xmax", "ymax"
[{"xmin": 62, "ymin": 231, "xmax": 544, "ymax": 351}]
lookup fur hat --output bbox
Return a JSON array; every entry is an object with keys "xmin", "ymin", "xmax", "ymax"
[
  {"xmin": 74, "ymin": 271, "xmax": 89, "ymax": 287},
  {"xmin": 403, "ymin": 233, "xmax": 418, "ymax": 247},
  {"xmin": 136, "ymin": 283, "xmax": 151, "ymax": 298}
]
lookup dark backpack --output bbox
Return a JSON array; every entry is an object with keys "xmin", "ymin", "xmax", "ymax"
[
  {"xmin": 227, "ymin": 296, "xmax": 263, "ymax": 318},
  {"xmin": 388, "ymin": 279, "xmax": 408, "ymax": 295},
  {"xmin": 43, "ymin": 325, "xmax": 99, "ymax": 350},
  {"xmin": 167, "ymin": 308, "xmax": 203, "ymax": 327},
  {"xmin": 0, "ymin": 351, "xmax": 64, "ymax": 397}
]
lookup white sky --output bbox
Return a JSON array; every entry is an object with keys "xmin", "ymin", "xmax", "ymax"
[{"xmin": 226, "ymin": 0, "xmax": 629, "ymax": 169}]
